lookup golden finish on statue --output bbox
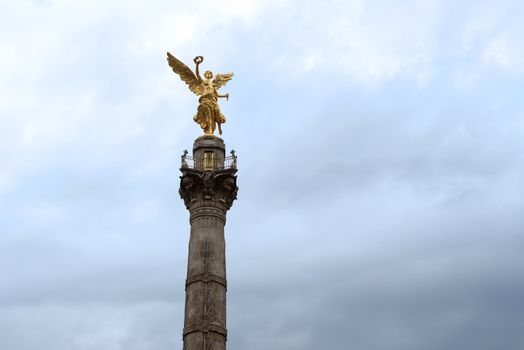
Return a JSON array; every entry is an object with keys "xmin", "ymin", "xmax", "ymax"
[{"xmin": 167, "ymin": 52, "xmax": 233, "ymax": 135}]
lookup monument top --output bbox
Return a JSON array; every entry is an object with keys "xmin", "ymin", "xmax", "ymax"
[{"xmin": 167, "ymin": 52, "xmax": 233, "ymax": 136}]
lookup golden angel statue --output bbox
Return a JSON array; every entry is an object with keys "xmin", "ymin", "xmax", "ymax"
[{"xmin": 167, "ymin": 52, "xmax": 233, "ymax": 135}]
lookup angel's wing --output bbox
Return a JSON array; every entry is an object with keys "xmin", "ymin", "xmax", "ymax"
[
  {"xmin": 166, "ymin": 52, "xmax": 204, "ymax": 95},
  {"xmin": 213, "ymin": 73, "xmax": 234, "ymax": 89}
]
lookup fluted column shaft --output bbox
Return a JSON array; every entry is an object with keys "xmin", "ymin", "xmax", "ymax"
[{"xmin": 183, "ymin": 201, "xmax": 228, "ymax": 350}]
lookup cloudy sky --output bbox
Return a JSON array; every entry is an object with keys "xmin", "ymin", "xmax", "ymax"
[{"xmin": 1, "ymin": 0, "xmax": 524, "ymax": 349}]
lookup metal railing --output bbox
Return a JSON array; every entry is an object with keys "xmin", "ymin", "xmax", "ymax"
[{"xmin": 181, "ymin": 154, "xmax": 237, "ymax": 171}]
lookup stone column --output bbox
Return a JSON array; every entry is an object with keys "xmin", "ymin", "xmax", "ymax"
[{"xmin": 179, "ymin": 135, "xmax": 238, "ymax": 350}]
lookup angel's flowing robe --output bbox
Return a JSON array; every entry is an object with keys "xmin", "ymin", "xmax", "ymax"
[{"xmin": 194, "ymin": 92, "xmax": 226, "ymax": 135}]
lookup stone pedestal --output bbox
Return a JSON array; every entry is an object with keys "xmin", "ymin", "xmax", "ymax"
[{"xmin": 179, "ymin": 135, "xmax": 238, "ymax": 350}]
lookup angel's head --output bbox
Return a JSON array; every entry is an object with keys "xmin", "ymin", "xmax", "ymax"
[{"xmin": 204, "ymin": 70, "xmax": 213, "ymax": 80}]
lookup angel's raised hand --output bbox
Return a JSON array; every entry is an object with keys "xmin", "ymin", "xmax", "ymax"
[{"xmin": 194, "ymin": 56, "xmax": 204, "ymax": 64}]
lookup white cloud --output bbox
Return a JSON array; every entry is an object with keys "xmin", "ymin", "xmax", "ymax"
[
  {"xmin": 257, "ymin": 0, "xmax": 442, "ymax": 86},
  {"xmin": 459, "ymin": 1, "xmax": 524, "ymax": 74},
  {"xmin": 482, "ymin": 31, "xmax": 524, "ymax": 73},
  {"xmin": 0, "ymin": 0, "xmax": 284, "ymax": 176}
]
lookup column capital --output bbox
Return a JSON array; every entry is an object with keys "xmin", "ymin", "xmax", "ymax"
[{"xmin": 179, "ymin": 169, "xmax": 238, "ymax": 211}]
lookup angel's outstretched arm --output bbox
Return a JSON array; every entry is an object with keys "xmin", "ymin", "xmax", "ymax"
[
  {"xmin": 217, "ymin": 93, "xmax": 229, "ymax": 100},
  {"xmin": 194, "ymin": 56, "xmax": 203, "ymax": 82}
]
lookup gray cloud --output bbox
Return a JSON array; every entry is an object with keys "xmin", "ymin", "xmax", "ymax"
[{"xmin": 1, "ymin": 0, "xmax": 524, "ymax": 349}]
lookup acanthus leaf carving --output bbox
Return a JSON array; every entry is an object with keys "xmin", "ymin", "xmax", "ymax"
[{"xmin": 180, "ymin": 168, "xmax": 238, "ymax": 210}]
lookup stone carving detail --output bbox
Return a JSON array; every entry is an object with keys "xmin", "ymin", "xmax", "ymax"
[
  {"xmin": 190, "ymin": 206, "xmax": 226, "ymax": 224},
  {"xmin": 196, "ymin": 239, "xmax": 217, "ymax": 325},
  {"xmin": 196, "ymin": 283, "xmax": 217, "ymax": 327},
  {"xmin": 180, "ymin": 168, "xmax": 238, "ymax": 210},
  {"xmin": 202, "ymin": 171, "xmax": 215, "ymax": 200},
  {"xmin": 201, "ymin": 239, "xmax": 216, "ymax": 271},
  {"xmin": 186, "ymin": 272, "xmax": 227, "ymax": 290},
  {"xmin": 184, "ymin": 239, "xmax": 226, "ymax": 340}
]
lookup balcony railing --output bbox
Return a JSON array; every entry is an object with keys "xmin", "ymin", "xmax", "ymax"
[{"xmin": 181, "ymin": 154, "xmax": 237, "ymax": 171}]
